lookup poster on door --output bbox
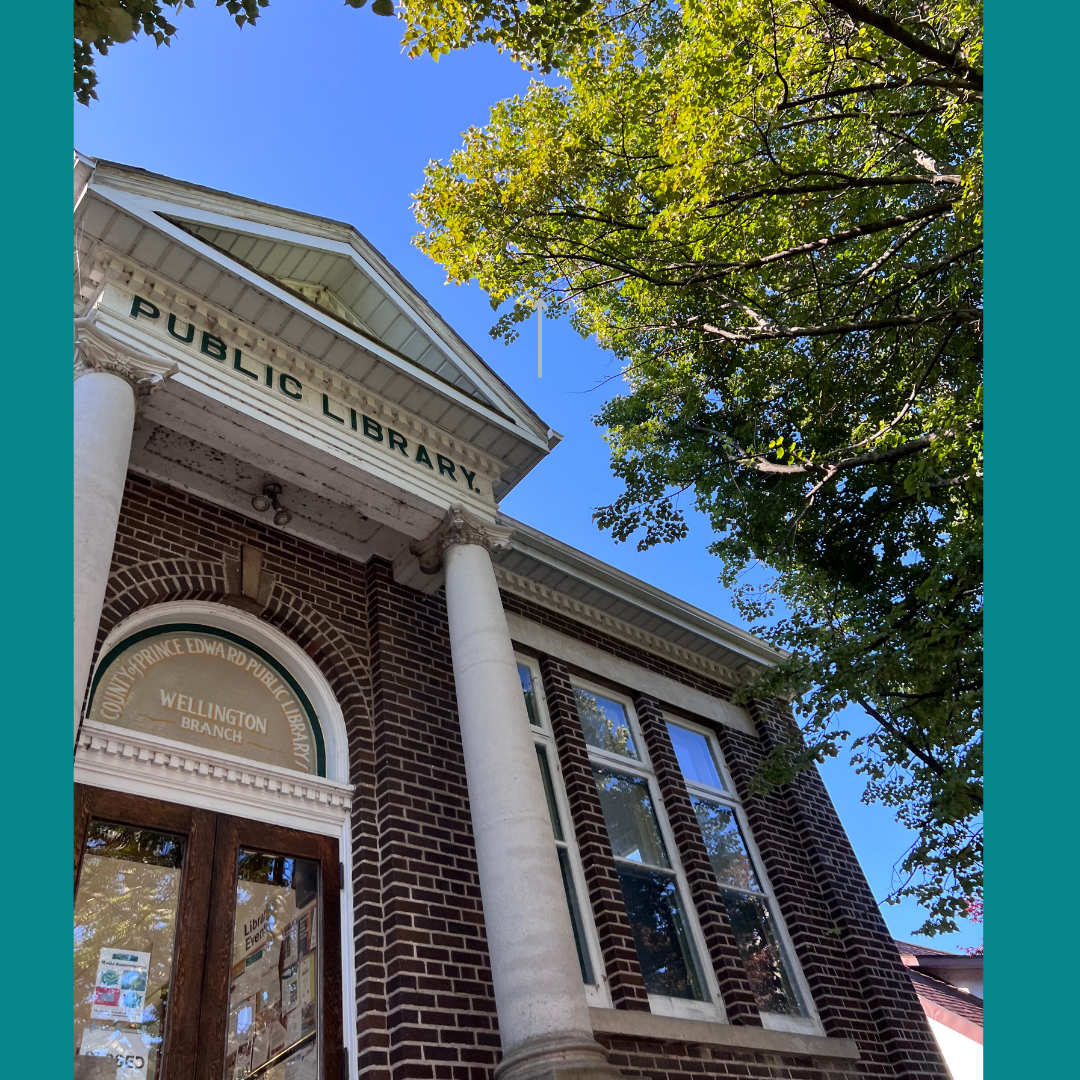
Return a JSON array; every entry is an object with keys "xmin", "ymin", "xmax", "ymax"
[{"xmin": 91, "ymin": 948, "xmax": 152, "ymax": 1021}]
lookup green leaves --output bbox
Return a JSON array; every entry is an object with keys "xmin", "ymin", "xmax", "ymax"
[{"xmin": 414, "ymin": 0, "xmax": 982, "ymax": 933}]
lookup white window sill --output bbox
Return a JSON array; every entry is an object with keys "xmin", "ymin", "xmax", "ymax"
[
  {"xmin": 760, "ymin": 1011, "xmax": 822, "ymax": 1036},
  {"xmin": 647, "ymin": 994, "xmax": 723, "ymax": 1023},
  {"xmin": 589, "ymin": 1007, "xmax": 860, "ymax": 1061}
]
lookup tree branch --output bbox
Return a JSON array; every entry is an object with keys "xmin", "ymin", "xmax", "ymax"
[{"xmin": 823, "ymin": 0, "xmax": 983, "ymax": 89}]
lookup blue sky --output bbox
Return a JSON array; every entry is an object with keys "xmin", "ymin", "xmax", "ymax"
[{"xmin": 75, "ymin": 0, "xmax": 979, "ymax": 950}]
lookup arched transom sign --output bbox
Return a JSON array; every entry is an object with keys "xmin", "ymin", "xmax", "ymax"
[{"xmin": 88, "ymin": 625, "xmax": 326, "ymax": 776}]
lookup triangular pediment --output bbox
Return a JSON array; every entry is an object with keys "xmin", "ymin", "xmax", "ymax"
[{"xmin": 166, "ymin": 216, "xmax": 497, "ymax": 408}]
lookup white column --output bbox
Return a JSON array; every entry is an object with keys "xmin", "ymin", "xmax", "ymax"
[
  {"xmin": 414, "ymin": 508, "xmax": 621, "ymax": 1080},
  {"xmin": 73, "ymin": 321, "xmax": 176, "ymax": 743}
]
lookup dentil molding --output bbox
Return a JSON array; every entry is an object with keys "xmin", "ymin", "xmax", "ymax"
[
  {"xmin": 76, "ymin": 718, "xmax": 353, "ymax": 835},
  {"xmin": 494, "ymin": 565, "xmax": 744, "ymax": 688}
]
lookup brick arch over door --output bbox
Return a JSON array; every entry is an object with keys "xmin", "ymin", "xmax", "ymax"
[{"xmin": 93, "ymin": 557, "xmax": 372, "ymax": 741}]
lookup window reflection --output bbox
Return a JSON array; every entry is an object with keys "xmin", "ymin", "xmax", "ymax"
[
  {"xmin": 573, "ymin": 688, "xmax": 638, "ymax": 758},
  {"xmin": 224, "ymin": 851, "xmax": 320, "ymax": 1079},
  {"xmin": 74, "ymin": 823, "xmax": 185, "ymax": 1080},
  {"xmin": 691, "ymin": 798, "xmax": 760, "ymax": 890},
  {"xmin": 591, "ymin": 765, "xmax": 706, "ymax": 1001},
  {"xmin": 691, "ymin": 795, "xmax": 803, "ymax": 1016},
  {"xmin": 517, "ymin": 664, "xmax": 542, "ymax": 727},
  {"xmin": 721, "ymin": 890, "xmax": 802, "ymax": 1015},
  {"xmin": 666, "ymin": 723, "xmax": 725, "ymax": 790}
]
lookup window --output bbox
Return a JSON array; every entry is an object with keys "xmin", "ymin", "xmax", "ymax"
[
  {"xmin": 665, "ymin": 718, "xmax": 818, "ymax": 1032},
  {"xmin": 572, "ymin": 682, "xmax": 721, "ymax": 1021},
  {"xmin": 516, "ymin": 660, "xmax": 609, "ymax": 1006}
]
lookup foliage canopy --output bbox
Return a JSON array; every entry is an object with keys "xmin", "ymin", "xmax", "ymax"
[
  {"xmin": 413, "ymin": 0, "xmax": 983, "ymax": 934},
  {"xmin": 74, "ymin": 0, "xmax": 596, "ymax": 105}
]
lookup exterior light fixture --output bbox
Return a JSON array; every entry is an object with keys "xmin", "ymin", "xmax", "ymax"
[{"xmin": 251, "ymin": 484, "xmax": 292, "ymax": 526}]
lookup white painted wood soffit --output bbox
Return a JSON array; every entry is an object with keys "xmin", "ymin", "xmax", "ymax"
[{"xmin": 75, "ymin": 157, "xmax": 557, "ymax": 498}]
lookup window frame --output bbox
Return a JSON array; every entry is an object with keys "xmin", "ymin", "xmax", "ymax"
[
  {"xmin": 663, "ymin": 712, "xmax": 823, "ymax": 1034},
  {"xmin": 570, "ymin": 677, "xmax": 726, "ymax": 1022},
  {"xmin": 515, "ymin": 655, "xmax": 611, "ymax": 1008}
]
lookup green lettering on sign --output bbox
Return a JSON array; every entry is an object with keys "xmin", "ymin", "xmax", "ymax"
[
  {"xmin": 200, "ymin": 331, "xmax": 227, "ymax": 361},
  {"xmin": 233, "ymin": 349, "xmax": 259, "ymax": 380}
]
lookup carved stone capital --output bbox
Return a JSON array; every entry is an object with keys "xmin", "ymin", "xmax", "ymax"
[
  {"xmin": 74, "ymin": 318, "xmax": 178, "ymax": 400},
  {"xmin": 411, "ymin": 504, "xmax": 514, "ymax": 574}
]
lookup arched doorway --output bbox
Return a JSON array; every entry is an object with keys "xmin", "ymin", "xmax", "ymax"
[{"xmin": 74, "ymin": 602, "xmax": 355, "ymax": 1080}]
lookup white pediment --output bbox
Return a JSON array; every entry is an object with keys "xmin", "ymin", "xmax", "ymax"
[
  {"xmin": 76, "ymin": 160, "xmax": 559, "ymax": 498},
  {"xmin": 165, "ymin": 215, "xmax": 498, "ymax": 408}
]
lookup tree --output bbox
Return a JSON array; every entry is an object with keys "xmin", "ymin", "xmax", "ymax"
[
  {"xmin": 413, "ymin": 0, "xmax": 982, "ymax": 935},
  {"xmin": 74, "ymin": 0, "xmax": 597, "ymax": 105}
]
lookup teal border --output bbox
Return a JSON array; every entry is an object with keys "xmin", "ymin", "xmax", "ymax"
[
  {"xmin": 89, "ymin": 624, "xmax": 327, "ymax": 777},
  {"xmin": 11, "ymin": 2, "xmax": 69, "ymax": 1073},
  {"xmin": 985, "ymin": 0, "xmax": 1073, "ymax": 1076}
]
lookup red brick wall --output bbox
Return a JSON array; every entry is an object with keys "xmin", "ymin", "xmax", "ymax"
[{"xmin": 91, "ymin": 475, "xmax": 946, "ymax": 1080}]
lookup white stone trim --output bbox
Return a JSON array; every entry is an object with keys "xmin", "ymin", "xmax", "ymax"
[
  {"xmin": 495, "ymin": 567, "xmax": 745, "ymax": 688},
  {"xmin": 74, "ymin": 317, "xmax": 179, "ymax": 397},
  {"xmin": 92, "ymin": 600, "xmax": 351, "ymax": 785},
  {"xmin": 85, "ymin": 247, "xmax": 507, "ymax": 482},
  {"xmin": 75, "ymin": 719, "xmax": 352, "ymax": 836},
  {"xmin": 504, "ymin": 612, "xmax": 756, "ymax": 737}
]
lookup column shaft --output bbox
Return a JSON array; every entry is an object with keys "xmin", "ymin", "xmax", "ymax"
[
  {"xmin": 442, "ymin": 540, "xmax": 620, "ymax": 1080},
  {"xmin": 74, "ymin": 370, "xmax": 136, "ymax": 740}
]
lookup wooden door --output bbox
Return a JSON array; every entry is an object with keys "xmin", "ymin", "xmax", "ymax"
[{"xmin": 74, "ymin": 785, "xmax": 342, "ymax": 1080}]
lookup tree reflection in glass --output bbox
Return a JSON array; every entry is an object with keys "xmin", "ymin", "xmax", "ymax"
[
  {"xmin": 225, "ymin": 851, "xmax": 320, "ymax": 1079},
  {"xmin": 74, "ymin": 822, "xmax": 185, "ymax": 1080},
  {"xmin": 591, "ymin": 765, "xmax": 706, "ymax": 1000},
  {"xmin": 720, "ymin": 890, "xmax": 802, "ymax": 1015},
  {"xmin": 691, "ymin": 797, "xmax": 802, "ymax": 1015},
  {"xmin": 573, "ymin": 689, "xmax": 638, "ymax": 758}
]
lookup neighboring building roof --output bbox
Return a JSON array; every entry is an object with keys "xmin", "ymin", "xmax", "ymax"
[
  {"xmin": 894, "ymin": 940, "xmax": 983, "ymax": 1046},
  {"xmin": 908, "ymin": 970, "xmax": 983, "ymax": 1044},
  {"xmin": 894, "ymin": 940, "xmax": 957, "ymax": 959}
]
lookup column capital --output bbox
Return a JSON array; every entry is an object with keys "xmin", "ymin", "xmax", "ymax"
[
  {"xmin": 411, "ymin": 504, "xmax": 514, "ymax": 574},
  {"xmin": 74, "ymin": 318, "xmax": 178, "ymax": 400}
]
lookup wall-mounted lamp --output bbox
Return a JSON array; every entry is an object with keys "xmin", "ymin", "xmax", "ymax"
[{"xmin": 251, "ymin": 483, "xmax": 292, "ymax": 527}]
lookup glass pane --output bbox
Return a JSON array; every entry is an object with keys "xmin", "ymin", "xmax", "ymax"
[
  {"xmin": 225, "ymin": 851, "xmax": 320, "ymax": 1079},
  {"xmin": 557, "ymin": 848, "xmax": 595, "ymax": 985},
  {"xmin": 592, "ymin": 766, "xmax": 670, "ymax": 868},
  {"xmin": 536, "ymin": 745, "xmax": 565, "ymax": 842},
  {"xmin": 518, "ymin": 663, "xmax": 542, "ymax": 726},
  {"xmin": 691, "ymin": 798, "xmax": 760, "ymax": 890},
  {"xmin": 721, "ymin": 889, "xmax": 803, "ymax": 1016},
  {"xmin": 573, "ymin": 688, "xmax": 638, "ymax": 758},
  {"xmin": 667, "ymin": 722, "xmax": 725, "ymax": 791},
  {"xmin": 74, "ymin": 822, "xmax": 185, "ymax": 1080},
  {"xmin": 616, "ymin": 864, "xmax": 704, "ymax": 1001}
]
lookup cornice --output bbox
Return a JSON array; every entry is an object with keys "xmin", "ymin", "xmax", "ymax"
[
  {"xmin": 79, "ymin": 248, "xmax": 506, "ymax": 485},
  {"xmin": 494, "ymin": 566, "xmax": 744, "ymax": 689},
  {"xmin": 75, "ymin": 719, "xmax": 353, "ymax": 833}
]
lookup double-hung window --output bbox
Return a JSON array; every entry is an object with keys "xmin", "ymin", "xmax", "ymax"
[
  {"xmin": 572, "ymin": 681, "xmax": 721, "ymax": 1020},
  {"xmin": 516, "ymin": 658, "xmax": 610, "ymax": 1006},
  {"xmin": 666, "ymin": 717, "xmax": 818, "ymax": 1033}
]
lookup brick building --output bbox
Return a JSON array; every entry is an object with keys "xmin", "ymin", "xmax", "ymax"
[{"xmin": 73, "ymin": 154, "xmax": 949, "ymax": 1080}]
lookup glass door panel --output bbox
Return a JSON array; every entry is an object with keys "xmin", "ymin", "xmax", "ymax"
[
  {"xmin": 74, "ymin": 822, "xmax": 185, "ymax": 1080},
  {"xmin": 224, "ymin": 852, "xmax": 321, "ymax": 1080}
]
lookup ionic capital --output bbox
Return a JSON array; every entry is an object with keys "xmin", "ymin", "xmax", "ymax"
[
  {"xmin": 74, "ymin": 318, "xmax": 178, "ymax": 399},
  {"xmin": 411, "ymin": 504, "xmax": 514, "ymax": 574}
]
